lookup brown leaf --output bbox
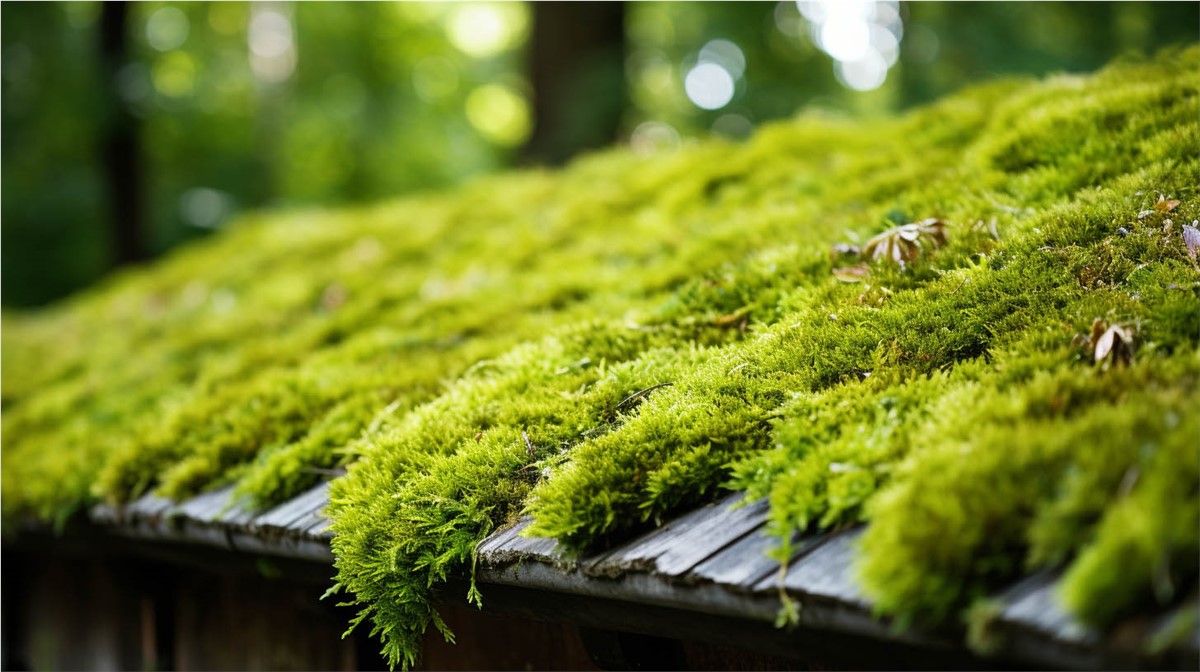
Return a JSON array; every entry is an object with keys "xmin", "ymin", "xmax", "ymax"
[
  {"xmin": 1089, "ymin": 317, "xmax": 1106, "ymax": 348},
  {"xmin": 320, "ymin": 283, "xmax": 348, "ymax": 311},
  {"xmin": 833, "ymin": 263, "xmax": 870, "ymax": 282},
  {"xmin": 1154, "ymin": 196, "xmax": 1180, "ymax": 214},
  {"xmin": 712, "ymin": 306, "xmax": 752, "ymax": 326}
]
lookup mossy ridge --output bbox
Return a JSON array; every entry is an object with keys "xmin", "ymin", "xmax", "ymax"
[
  {"xmin": 1, "ymin": 25, "xmax": 998, "ymax": 522},
  {"xmin": 0, "ymin": 112, "xmax": 846, "ymax": 516},
  {"xmin": 328, "ymin": 322, "xmax": 719, "ymax": 669},
  {"xmin": 329, "ymin": 50, "xmax": 1197, "ymax": 667},
  {"xmin": 2, "ymin": 48, "xmax": 1197, "ymax": 668},
  {"xmin": 535, "ymin": 122, "xmax": 1197, "ymax": 546}
]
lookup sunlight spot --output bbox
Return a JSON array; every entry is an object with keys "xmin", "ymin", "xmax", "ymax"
[
  {"xmin": 465, "ymin": 84, "xmax": 531, "ymax": 146},
  {"xmin": 820, "ymin": 15, "xmax": 871, "ymax": 62},
  {"xmin": 146, "ymin": 7, "xmax": 190, "ymax": 52},
  {"xmin": 874, "ymin": 1, "xmax": 904, "ymax": 40},
  {"xmin": 836, "ymin": 50, "xmax": 888, "ymax": 91},
  {"xmin": 630, "ymin": 121, "xmax": 681, "ymax": 156},
  {"xmin": 794, "ymin": 0, "xmax": 903, "ymax": 93},
  {"xmin": 685, "ymin": 62, "xmax": 735, "ymax": 110},
  {"xmin": 699, "ymin": 39, "xmax": 746, "ymax": 79},
  {"xmin": 181, "ymin": 188, "xmax": 234, "ymax": 229},
  {"xmin": 152, "ymin": 51, "xmax": 196, "ymax": 97},
  {"xmin": 796, "ymin": 0, "xmax": 831, "ymax": 24},
  {"xmin": 634, "ymin": 52, "xmax": 675, "ymax": 97},
  {"xmin": 448, "ymin": 4, "xmax": 526, "ymax": 58},
  {"xmin": 249, "ymin": 6, "xmax": 295, "ymax": 83},
  {"xmin": 208, "ymin": 4, "xmax": 245, "ymax": 36},
  {"xmin": 870, "ymin": 23, "xmax": 900, "ymax": 67},
  {"xmin": 249, "ymin": 9, "xmax": 292, "ymax": 58},
  {"xmin": 774, "ymin": 1, "xmax": 806, "ymax": 38}
]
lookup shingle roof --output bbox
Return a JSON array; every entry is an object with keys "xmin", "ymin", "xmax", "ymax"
[
  {"xmin": 6, "ymin": 47, "xmax": 1198, "ymax": 669},
  {"xmin": 89, "ymin": 486, "xmax": 1200, "ymax": 670}
]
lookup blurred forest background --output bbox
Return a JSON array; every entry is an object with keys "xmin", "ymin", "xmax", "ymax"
[{"xmin": 3, "ymin": 1, "xmax": 1197, "ymax": 307}]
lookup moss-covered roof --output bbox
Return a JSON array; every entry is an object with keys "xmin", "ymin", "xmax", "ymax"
[{"xmin": 4, "ymin": 48, "xmax": 1198, "ymax": 669}]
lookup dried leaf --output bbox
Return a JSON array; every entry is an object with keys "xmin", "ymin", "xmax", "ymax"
[
  {"xmin": 1182, "ymin": 222, "xmax": 1200, "ymax": 263},
  {"xmin": 833, "ymin": 263, "xmax": 870, "ymax": 282},
  {"xmin": 320, "ymin": 283, "xmax": 348, "ymax": 311},
  {"xmin": 712, "ymin": 306, "xmax": 752, "ymax": 326},
  {"xmin": 1091, "ymin": 320, "xmax": 1134, "ymax": 367},
  {"xmin": 1154, "ymin": 196, "xmax": 1180, "ymax": 214},
  {"xmin": 1089, "ymin": 317, "xmax": 1106, "ymax": 347},
  {"xmin": 861, "ymin": 218, "xmax": 947, "ymax": 269},
  {"xmin": 1093, "ymin": 327, "xmax": 1116, "ymax": 362}
]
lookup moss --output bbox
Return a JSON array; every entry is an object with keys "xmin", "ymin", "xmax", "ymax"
[{"xmin": 3, "ymin": 48, "xmax": 1198, "ymax": 668}]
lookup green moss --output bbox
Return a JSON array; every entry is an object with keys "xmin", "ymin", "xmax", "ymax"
[{"xmin": 4, "ymin": 48, "xmax": 1198, "ymax": 668}]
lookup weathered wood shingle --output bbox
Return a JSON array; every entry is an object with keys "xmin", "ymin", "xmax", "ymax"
[{"xmin": 88, "ymin": 486, "xmax": 1200, "ymax": 671}]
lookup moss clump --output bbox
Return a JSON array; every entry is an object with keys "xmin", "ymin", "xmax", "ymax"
[{"xmin": 4, "ymin": 48, "xmax": 1198, "ymax": 668}]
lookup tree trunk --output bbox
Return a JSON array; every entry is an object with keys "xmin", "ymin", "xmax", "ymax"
[
  {"xmin": 523, "ymin": 2, "xmax": 626, "ymax": 166},
  {"xmin": 99, "ymin": 1, "xmax": 146, "ymax": 266}
]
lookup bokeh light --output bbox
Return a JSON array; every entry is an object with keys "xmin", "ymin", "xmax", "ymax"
[
  {"xmin": 685, "ymin": 61, "xmax": 736, "ymax": 110},
  {"xmin": 4, "ymin": 1, "xmax": 1198, "ymax": 309},
  {"xmin": 249, "ymin": 4, "xmax": 295, "ymax": 83},
  {"xmin": 447, "ymin": 3, "xmax": 527, "ymax": 58},
  {"xmin": 820, "ymin": 15, "xmax": 871, "ymax": 62},
  {"xmin": 835, "ymin": 50, "xmax": 888, "ymax": 91},
  {"xmin": 798, "ymin": 0, "xmax": 902, "ymax": 92},
  {"xmin": 683, "ymin": 38, "xmax": 745, "ymax": 111},
  {"xmin": 180, "ymin": 187, "xmax": 234, "ymax": 229},
  {"xmin": 152, "ymin": 51, "xmax": 197, "ymax": 98},
  {"xmin": 146, "ymin": 7, "xmax": 190, "ymax": 52},
  {"xmin": 208, "ymin": 3, "xmax": 244, "ymax": 36},
  {"xmin": 630, "ymin": 120, "xmax": 681, "ymax": 155},
  {"xmin": 699, "ymin": 39, "xmax": 746, "ymax": 79},
  {"xmin": 465, "ymin": 84, "xmax": 531, "ymax": 146}
]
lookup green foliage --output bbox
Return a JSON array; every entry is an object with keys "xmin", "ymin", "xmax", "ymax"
[
  {"xmin": 626, "ymin": 2, "xmax": 1200, "ymax": 134},
  {"xmin": 4, "ymin": 48, "xmax": 1199, "ymax": 668},
  {"xmin": 2, "ymin": 2, "xmax": 533, "ymax": 308}
]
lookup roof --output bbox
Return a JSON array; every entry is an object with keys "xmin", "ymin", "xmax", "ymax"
[
  {"xmin": 86, "ymin": 484, "xmax": 1200, "ymax": 670},
  {"xmin": 4, "ymin": 47, "xmax": 1199, "ymax": 670}
]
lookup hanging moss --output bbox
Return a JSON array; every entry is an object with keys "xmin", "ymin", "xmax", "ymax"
[{"xmin": 3, "ymin": 48, "xmax": 1198, "ymax": 668}]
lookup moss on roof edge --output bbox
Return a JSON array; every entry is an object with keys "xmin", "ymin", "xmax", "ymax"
[{"xmin": 4, "ymin": 47, "xmax": 1199, "ymax": 668}]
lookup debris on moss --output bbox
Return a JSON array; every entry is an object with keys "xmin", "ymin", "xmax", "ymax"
[{"xmin": 3, "ymin": 48, "xmax": 1197, "ymax": 668}]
